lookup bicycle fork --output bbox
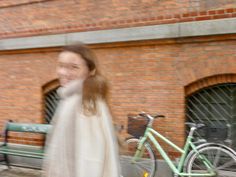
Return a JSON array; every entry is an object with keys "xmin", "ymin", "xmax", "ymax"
[
  {"xmin": 132, "ymin": 137, "xmax": 147, "ymax": 163},
  {"xmin": 131, "ymin": 137, "xmax": 150, "ymax": 177}
]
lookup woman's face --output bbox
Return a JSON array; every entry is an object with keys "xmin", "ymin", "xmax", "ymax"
[{"xmin": 57, "ymin": 51, "xmax": 90, "ymax": 86}]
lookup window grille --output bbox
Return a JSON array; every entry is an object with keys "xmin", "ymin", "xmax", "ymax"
[
  {"xmin": 44, "ymin": 88, "xmax": 60, "ymax": 123},
  {"xmin": 186, "ymin": 83, "xmax": 236, "ymax": 149}
]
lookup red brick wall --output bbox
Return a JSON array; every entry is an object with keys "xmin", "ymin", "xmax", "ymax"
[
  {"xmin": 0, "ymin": 50, "xmax": 58, "ymax": 145},
  {"xmin": 1, "ymin": 35, "xmax": 236, "ymax": 150},
  {"xmin": 0, "ymin": 0, "xmax": 236, "ymax": 39}
]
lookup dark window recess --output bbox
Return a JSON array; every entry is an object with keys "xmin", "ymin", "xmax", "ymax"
[
  {"xmin": 186, "ymin": 83, "xmax": 236, "ymax": 150},
  {"xmin": 44, "ymin": 89, "xmax": 60, "ymax": 124}
]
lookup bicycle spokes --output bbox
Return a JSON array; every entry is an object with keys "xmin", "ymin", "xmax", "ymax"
[
  {"xmin": 120, "ymin": 138, "xmax": 156, "ymax": 177},
  {"xmin": 186, "ymin": 146, "xmax": 236, "ymax": 177}
]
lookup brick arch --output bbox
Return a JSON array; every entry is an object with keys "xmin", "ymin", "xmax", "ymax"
[
  {"xmin": 185, "ymin": 74, "xmax": 236, "ymax": 96},
  {"xmin": 42, "ymin": 79, "xmax": 59, "ymax": 95}
]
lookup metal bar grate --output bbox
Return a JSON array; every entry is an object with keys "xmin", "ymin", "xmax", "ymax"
[
  {"xmin": 44, "ymin": 89, "xmax": 59, "ymax": 123},
  {"xmin": 186, "ymin": 83, "xmax": 236, "ymax": 149}
]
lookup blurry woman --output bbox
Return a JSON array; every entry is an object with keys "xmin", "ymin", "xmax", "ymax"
[{"xmin": 42, "ymin": 43, "xmax": 121, "ymax": 177}]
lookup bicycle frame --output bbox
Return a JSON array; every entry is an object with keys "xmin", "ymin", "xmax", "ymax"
[{"xmin": 133, "ymin": 127, "xmax": 216, "ymax": 176}]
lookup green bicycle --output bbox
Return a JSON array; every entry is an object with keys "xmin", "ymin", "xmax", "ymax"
[{"xmin": 120, "ymin": 112, "xmax": 236, "ymax": 177}]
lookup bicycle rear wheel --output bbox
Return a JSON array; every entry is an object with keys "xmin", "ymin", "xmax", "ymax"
[
  {"xmin": 120, "ymin": 138, "xmax": 156, "ymax": 177},
  {"xmin": 186, "ymin": 145, "xmax": 236, "ymax": 177}
]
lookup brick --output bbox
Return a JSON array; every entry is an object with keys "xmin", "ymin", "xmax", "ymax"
[
  {"xmin": 232, "ymin": 13, "xmax": 236, "ymax": 17},
  {"xmin": 182, "ymin": 13, "xmax": 190, "ymax": 17},
  {"xmin": 195, "ymin": 16, "xmax": 212, "ymax": 21},
  {"xmin": 212, "ymin": 14, "xmax": 231, "ymax": 19},
  {"xmin": 199, "ymin": 11, "xmax": 207, "ymax": 16},
  {"xmin": 208, "ymin": 10, "xmax": 216, "ymax": 15},
  {"xmin": 164, "ymin": 15, "xmax": 172, "ymax": 19},
  {"xmin": 189, "ymin": 11, "xmax": 198, "ymax": 17},
  {"xmin": 179, "ymin": 17, "xmax": 195, "ymax": 22},
  {"xmin": 157, "ymin": 15, "xmax": 164, "ymax": 20},
  {"xmin": 226, "ymin": 8, "xmax": 234, "ymax": 13},
  {"xmin": 174, "ymin": 14, "xmax": 181, "ymax": 19},
  {"xmin": 216, "ymin": 9, "xmax": 225, "ymax": 15}
]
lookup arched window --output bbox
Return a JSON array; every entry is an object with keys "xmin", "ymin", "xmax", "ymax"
[{"xmin": 186, "ymin": 83, "xmax": 236, "ymax": 149}]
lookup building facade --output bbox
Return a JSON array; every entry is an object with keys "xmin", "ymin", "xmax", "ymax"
[{"xmin": 0, "ymin": 0, "xmax": 236, "ymax": 156}]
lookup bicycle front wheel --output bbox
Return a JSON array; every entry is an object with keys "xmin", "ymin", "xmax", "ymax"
[
  {"xmin": 186, "ymin": 145, "xmax": 236, "ymax": 177},
  {"xmin": 120, "ymin": 138, "xmax": 156, "ymax": 177}
]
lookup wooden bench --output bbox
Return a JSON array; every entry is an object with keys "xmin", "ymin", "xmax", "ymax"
[{"xmin": 0, "ymin": 121, "xmax": 52, "ymax": 168}]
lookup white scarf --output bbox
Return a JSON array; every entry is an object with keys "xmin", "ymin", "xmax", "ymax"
[{"xmin": 42, "ymin": 80, "xmax": 121, "ymax": 177}]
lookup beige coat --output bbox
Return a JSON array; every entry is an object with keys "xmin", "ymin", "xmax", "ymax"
[{"xmin": 42, "ymin": 80, "xmax": 121, "ymax": 177}]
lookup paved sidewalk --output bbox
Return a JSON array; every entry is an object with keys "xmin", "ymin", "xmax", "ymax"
[{"xmin": 0, "ymin": 166, "xmax": 41, "ymax": 177}]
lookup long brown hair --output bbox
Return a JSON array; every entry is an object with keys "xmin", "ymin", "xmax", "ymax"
[{"xmin": 62, "ymin": 43, "xmax": 108, "ymax": 115}]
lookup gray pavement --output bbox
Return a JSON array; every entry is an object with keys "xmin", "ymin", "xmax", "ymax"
[
  {"xmin": 0, "ymin": 166, "xmax": 41, "ymax": 177},
  {"xmin": 0, "ymin": 158, "xmax": 172, "ymax": 177}
]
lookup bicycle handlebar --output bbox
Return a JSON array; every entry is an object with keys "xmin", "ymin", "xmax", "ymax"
[
  {"xmin": 128, "ymin": 112, "xmax": 165, "ymax": 127},
  {"xmin": 138, "ymin": 112, "xmax": 165, "ymax": 119}
]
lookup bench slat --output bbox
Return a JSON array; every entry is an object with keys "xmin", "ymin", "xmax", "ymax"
[
  {"xmin": 0, "ymin": 151, "xmax": 44, "ymax": 159},
  {"xmin": 0, "ymin": 146, "xmax": 44, "ymax": 155},
  {"xmin": 7, "ymin": 123, "xmax": 52, "ymax": 133}
]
